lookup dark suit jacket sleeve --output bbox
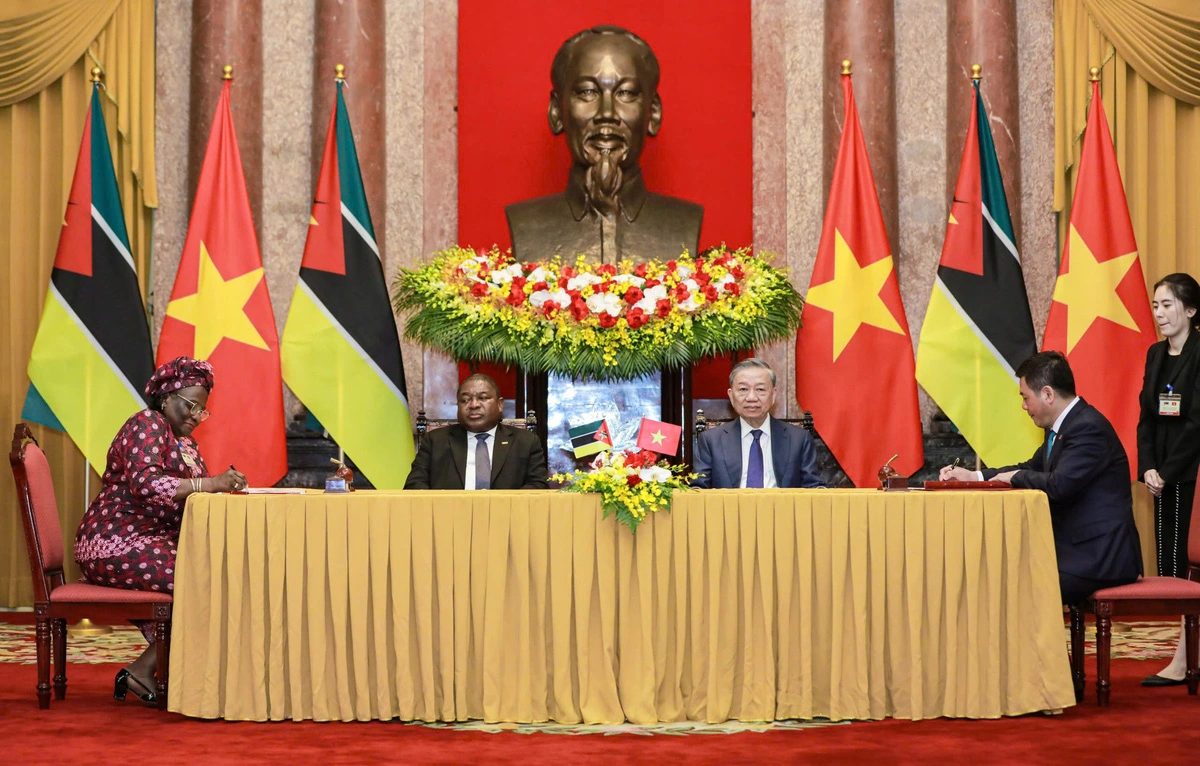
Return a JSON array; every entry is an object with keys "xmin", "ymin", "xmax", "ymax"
[
  {"xmin": 520, "ymin": 432, "xmax": 550, "ymax": 489},
  {"xmin": 1135, "ymin": 344, "xmax": 1158, "ymax": 480},
  {"xmin": 692, "ymin": 431, "xmax": 714, "ymax": 488},
  {"xmin": 1005, "ymin": 418, "xmax": 1114, "ymax": 506},
  {"xmin": 794, "ymin": 432, "xmax": 824, "ymax": 488},
  {"xmin": 1160, "ymin": 342, "xmax": 1200, "ymax": 481},
  {"xmin": 403, "ymin": 434, "xmax": 434, "ymax": 489},
  {"xmin": 982, "ymin": 440, "xmax": 1044, "ymax": 480}
]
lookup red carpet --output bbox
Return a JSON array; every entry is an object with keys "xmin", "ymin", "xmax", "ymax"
[{"xmin": 1, "ymin": 657, "xmax": 1199, "ymax": 764}]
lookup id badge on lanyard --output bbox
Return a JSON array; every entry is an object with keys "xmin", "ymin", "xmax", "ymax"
[{"xmin": 1159, "ymin": 384, "xmax": 1182, "ymax": 417}]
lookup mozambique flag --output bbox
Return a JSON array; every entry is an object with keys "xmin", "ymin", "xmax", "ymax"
[
  {"xmin": 795, "ymin": 66, "xmax": 923, "ymax": 487},
  {"xmin": 569, "ymin": 419, "xmax": 613, "ymax": 458},
  {"xmin": 281, "ymin": 77, "xmax": 415, "ymax": 488},
  {"xmin": 1043, "ymin": 76, "xmax": 1155, "ymax": 476},
  {"xmin": 24, "ymin": 80, "xmax": 154, "ymax": 469},
  {"xmin": 915, "ymin": 77, "xmax": 1042, "ymax": 467},
  {"xmin": 158, "ymin": 75, "xmax": 288, "ymax": 487}
]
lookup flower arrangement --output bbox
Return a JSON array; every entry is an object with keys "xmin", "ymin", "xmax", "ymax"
[
  {"xmin": 552, "ymin": 449, "xmax": 696, "ymax": 533},
  {"xmin": 392, "ymin": 245, "xmax": 803, "ymax": 381}
]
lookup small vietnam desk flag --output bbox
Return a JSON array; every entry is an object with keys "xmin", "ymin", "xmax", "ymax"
[{"xmin": 636, "ymin": 418, "xmax": 682, "ymax": 457}]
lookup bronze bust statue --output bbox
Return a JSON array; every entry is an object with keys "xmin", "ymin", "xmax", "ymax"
[{"xmin": 506, "ymin": 25, "xmax": 703, "ymax": 264}]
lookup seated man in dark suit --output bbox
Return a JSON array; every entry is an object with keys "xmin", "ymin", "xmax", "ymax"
[
  {"xmin": 404, "ymin": 374, "xmax": 549, "ymax": 490},
  {"xmin": 693, "ymin": 359, "xmax": 824, "ymax": 489},
  {"xmin": 940, "ymin": 351, "xmax": 1142, "ymax": 604}
]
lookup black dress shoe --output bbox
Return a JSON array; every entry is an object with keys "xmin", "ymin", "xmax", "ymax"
[
  {"xmin": 1141, "ymin": 673, "xmax": 1187, "ymax": 687},
  {"xmin": 113, "ymin": 668, "xmax": 157, "ymax": 704}
]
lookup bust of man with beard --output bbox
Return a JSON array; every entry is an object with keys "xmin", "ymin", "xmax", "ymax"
[{"xmin": 505, "ymin": 25, "xmax": 703, "ymax": 265}]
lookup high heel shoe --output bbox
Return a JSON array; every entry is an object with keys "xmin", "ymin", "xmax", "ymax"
[{"xmin": 113, "ymin": 668, "xmax": 157, "ymax": 705}]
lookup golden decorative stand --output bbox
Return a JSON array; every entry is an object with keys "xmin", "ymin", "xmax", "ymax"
[{"xmin": 67, "ymin": 618, "xmax": 112, "ymax": 636}]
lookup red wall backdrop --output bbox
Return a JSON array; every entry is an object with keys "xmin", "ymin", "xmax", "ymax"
[{"xmin": 457, "ymin": 0, "xmax": 753, "ymax": 398}]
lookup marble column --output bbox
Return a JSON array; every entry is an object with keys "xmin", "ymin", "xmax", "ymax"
[
  {"xmin": 823, "ymin": 0, "xmax": 898, "ymax": 253},
  {"xmin": 947, "ymin": 0, "xmax": 1021, "ymax": 244},
  {"xmin": 313, "ymin": 0, "xmax": 387, "ymax": 257},
  {"xmin": 189, "ymin": 0, "xmax": 264, "ymax": 234}
]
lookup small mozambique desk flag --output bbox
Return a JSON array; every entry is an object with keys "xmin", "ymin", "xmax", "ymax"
[
  {"xmin": 24, "ymin": 69, "xmax": 154, "ymax": 469},
  {"xmin": 569, "ymin": 419, "xmax": 613, "ymax": 458}
]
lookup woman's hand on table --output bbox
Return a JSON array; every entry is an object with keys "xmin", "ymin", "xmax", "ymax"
[{"xmin": 208, "ymin": 467, "xmax": 248, "ymax": 493}]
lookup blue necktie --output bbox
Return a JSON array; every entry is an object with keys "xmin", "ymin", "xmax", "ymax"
[
  {"xmin": 747, "ymin": 429, "xmax": 764, "ymax": 488},
  {"xmin": 1046, "ymin": 430, "xmax": 1057, "ymax": 460},
  {"xmin": 475, "ymin": 433, "xmax": 491, "ymax": 490}
]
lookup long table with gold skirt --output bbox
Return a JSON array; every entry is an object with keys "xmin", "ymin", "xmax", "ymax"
[{"xmin": 167, "ymin": 489, "xmax": 1076, "ymax": 722}]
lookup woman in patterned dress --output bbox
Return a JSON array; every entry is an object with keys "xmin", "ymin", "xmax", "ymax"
[{"xmin": 74, "ymin": 356, "xmax": 246, "ymax": 705}]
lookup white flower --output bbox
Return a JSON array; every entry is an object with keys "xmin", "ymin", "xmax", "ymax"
[
  {"xmin": 530, "ymin": 289, "xmax": 571, "ymax": 309},
  {"xmin": 639, "ymin": 466, "xmax": 672, "ymax": 483},
  {"xmin": 527, "ymin": 266, "xmax": 548, "ymax": 284},
  {"xmin": 632, "ymin": 296, "xmax": 658, "ymax": 314},
  {"xmin": 676, "ymin": 264, "xmax": 693, "ymax": 279},
  {"xmin": 567, "ymin": 273, "xmax": 604, "ymax": 292},
  {"xmin": 716, "ymin": 274, "xmax": 735, "ymax": 289},
  {"xmin": 585, "ymin": 292, "xmax": 622, "ymax": 317},
  {"xmin": 642, "ymin": 284, "xmax": 668, "ymax": 302},
  {"xmin": 490, "ymin": 264, "xmax": 524, "ymax": 284},
  {"xmin": 677, "ymin": 295, "xmax": 701, "ymax": 313},
  {"xmin": 611, "ymin": 274, "xmax": 646, "ymax": 287},
  {"xmin": 682, "ymin": 278, "xmax": 700, "ymax": 293}
]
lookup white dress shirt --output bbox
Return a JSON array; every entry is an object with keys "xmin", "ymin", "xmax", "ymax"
[
  {"xmin": 464, "ymin": 425, "xmax": 498, "ymax": 490},
  {"xmin": 738, "ymin": 417, "xmax": 778, "ymax": 488},
  {"xmin": 975, "ymin": 396, "xmax": 1080, "ymax": 479}
]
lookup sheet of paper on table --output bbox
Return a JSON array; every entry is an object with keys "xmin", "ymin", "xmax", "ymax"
[{"xmin": 231, "ymin": 488, "xmax": 310, "ymax": 495}]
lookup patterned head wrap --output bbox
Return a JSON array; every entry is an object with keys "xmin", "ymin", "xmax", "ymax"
[{"xmin": 144, "ymin": 356, "xmax": 215, "ymax": 400}]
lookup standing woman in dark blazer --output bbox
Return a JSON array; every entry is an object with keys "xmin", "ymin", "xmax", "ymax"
[{"xmin": 1137, "ymin": 273, "xmax": 1200, "ymax": 686}]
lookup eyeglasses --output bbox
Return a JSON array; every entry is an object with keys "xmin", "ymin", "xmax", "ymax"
[{"xmin": 174, "ymin": 393, "xmax": 210, "ymax": 422}]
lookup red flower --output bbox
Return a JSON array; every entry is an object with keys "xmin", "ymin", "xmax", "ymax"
[
  {"xmin": 598, "ymin": 313, "xmax": 617, "ymax": 328},
  {"xmin": 655, "ymin": 299, "xmax": 672, "ymax": 318},
  {"xmin": 597, "ymin": 263, "xmax": 616, "ymax": 277},
  {"xmin": 624, "ymin": 286, "xmax": 644, "ymax": 304},
  {"xmin": 666, "ymin": 260, "xmax": 678, "ymax": 272},
  {"xmin": 595, "ymin": 281, "xmax": 611, "ymax": 294},
  {"xmin": 570, "ymin": 297, "xmax": 589, "ymax": 322},
  {"xmin": 673, "ymin": 283, "xmax": 691, "ymax": 302},
  {"xmin": 470, "ymin": 282, "xmax": 489, "ymax": 298},
  {"xmin": 511, "ymin": 276, "xmax": 527, "ymax": 290},
  {"xmin": 542, "ymin": 303, "xmax": 559, "ymax": 318},
  {"xmin": 505, "ymin": 285, "xmax": 526, "ymax": 306},
  {"xmin": 693, "ymin": 270, "xmax": 712, "ymax": 286},
  {"xmin": 644, "ymin": 278, "xmax": 661, "ymax": 289},
  {"xmin": 634, "ymin": 263, "xmax": 649, "ymax": 278},
  {"xmin": 532, "ymin": 280, "xmax": 549, "ymax": 292},
  {"xmin": 731, "ymin": 265, "xmax": 745, "ymax": 279},
  {"xmin": 562, "ymin": 266, "xmax": 577, "ymax": 278},
  {"xmin": 557, "ymin": 276, "xmax": 570, "ymax": 289},
  {"xmin": 713, "ymin": 253, "xmax": 731, "ymax": 267},
  {"xmin": 626, "ymin": 474, "xmax": 643, "ymax": 488},
  {"xmin": 725, "ymin": 282, "xmax": 740, "ymax": 296},
  {"xmin": 704, "ymin": 284, "xmax": 719, "ymax": 302},
  {"xmin": 626, "ymin": 307, "xmax": 647, "ymax": 329}
]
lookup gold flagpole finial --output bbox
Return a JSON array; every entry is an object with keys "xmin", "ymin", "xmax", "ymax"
[
  {"xmin": 223, "ymin": 64, "xmax": 234, "ymax": 81},
  {"xmin": 335, "ymin": 63, "xmax": 346, "ymax": 81},
  {"xmin": 90, "ymin": 67, "xmax": 103, "ymax": 83},
  {"xmin": 971, "ymin": 64, "xmax": 982, "ymax": 81},
  {"xmin": 1089, "ymin": 66, "xmax": 1100, "ymax": 82},
  {"xmin": 841, "ymin": 59, "xmax": 852, "ymax": 75}
]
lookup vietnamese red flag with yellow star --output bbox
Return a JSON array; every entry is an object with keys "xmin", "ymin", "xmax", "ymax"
[
  {"xmin": 157, "ymin": 77, "xmax": 287, "ymax": 486},
  {"xmin": 795, "ymin": 68, "xmax": 923, "ymax": 487},
  {"xmin": 1042, "ymin": 78, "xmax": 1155, "ymax": 477}
]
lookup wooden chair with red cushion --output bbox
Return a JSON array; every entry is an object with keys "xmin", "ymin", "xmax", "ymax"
[
  {"xmin": 1068, "ymin": 464, "xmax": 1200, "ymax": 706},
  {"xmin": 8, "ymin": 423, "xmax": 172, "ymax": 710}
]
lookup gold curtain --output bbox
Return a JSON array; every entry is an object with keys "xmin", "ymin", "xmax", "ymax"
[{"xmin": 0, "ymin": 0, "xmax": 155, "ymax": 606}]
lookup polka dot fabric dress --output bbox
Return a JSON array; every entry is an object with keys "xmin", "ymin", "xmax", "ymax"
[{"xmin": 74, "ymin": 410, "xmax": 208, "ymax": 639}]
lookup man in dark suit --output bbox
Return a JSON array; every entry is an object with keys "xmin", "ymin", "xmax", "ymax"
[
  {"xmin": 693, "ymin": 359, "xmax": 824, "ymax": 489},
  {"xmin": 404, "ymin": 374, "xmax": 549, "ymax": 490},
  {"xmin": 940, "ymin": 351, "xmax": 1142, "ymax": 604}
]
